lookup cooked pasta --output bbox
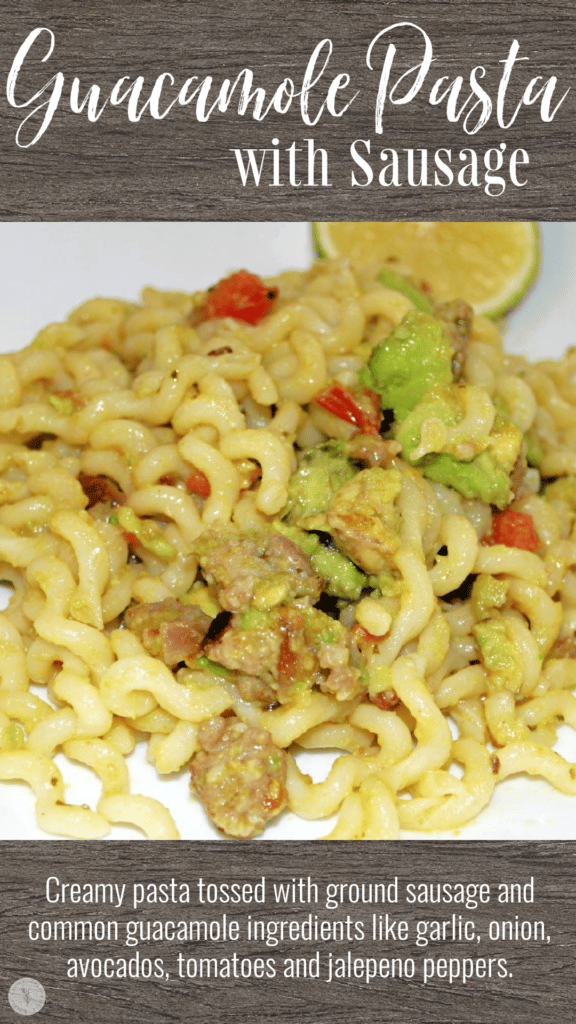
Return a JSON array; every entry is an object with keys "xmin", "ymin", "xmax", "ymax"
[{"xmin": 1, "ymin": 253, "xmax": 576, "ymax": 841}]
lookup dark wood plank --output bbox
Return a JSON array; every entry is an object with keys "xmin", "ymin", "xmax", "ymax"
[
  {"xmin": 0, "ymin": 842, "xmax": 574, "ymax": 1023},
  {"xmin": 0, "ymin": 0, "xmax": 574, "ymax": 219}
]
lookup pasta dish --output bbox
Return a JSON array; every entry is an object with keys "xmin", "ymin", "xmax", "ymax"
[{"xmin": 1, "ymin": 247, "xmax": 576, "ymax": 840}]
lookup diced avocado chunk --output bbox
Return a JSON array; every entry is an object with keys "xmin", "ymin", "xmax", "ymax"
[
  {"xmin": 471, "ymin": 575, "xmax": 509, "ymax": 621},
  {"xmin": 283, "ymin": 440, "xmax": 356, "ymax": 525},
  {"xmin": 359, "ymin": 311, "xmax": 453, "ymax": 421},
  {"xmin": 180, "ymin": 585, "xmax": 221, "ymax": 618},
  {"xmin": 113, "ymin": 506, "xmax": 177, "ymax": 560},
  {"xmin": 525, "ymin": 431, "xmax": 544, "ymax": 469},
  {"xmin": 274, "ymin": 521, "xmax": 317, "ymax": 559},
  {"xmin": 239, "ymin": 607, "xmax": 271, "ymax": 630},
  {"xmin": 422, "ymin": 451, "xmax": 512, "ymax": 508},
  {"xmin": 377, "ymin": 267, "xmax": 434, "ymax": 314},
  {"xmin": 395, "ymin": 386, "xmax": 521, "ymax": 509},
  {"xmin": 366, "ymin": 658, "xmax": 393, "ymax": 701},
  {"xmin": 396, "ymin": 384, "xmax": 522, "ymax": 462},
  {"xmin": 488, "ymin": 415, "xmax": 524, "ymax": 475},
  {"xmin": 1, "ymin": 721, "xmax": 25, "ymax": 750},
  {"xmin": 48, "ymin": 394, "xmax": 75, "ymax": 416},
  {"xmin": 274, "ymin": 520, "xmax": 365, "ymax": 601},
  {"xmin": 301, "ymin": 467, "xmax": 402, "ymax": 576},
  {"xmin": 373, "ymin": 572, "xmax": 403, "ymax": 598},
  {"xmin": 473, "ymin": 615, "xmax": 523, "ymax": 693},
  {"xmin": 309, "ymin": 543, "xmax": 365, "ymax": 601},
  {"xmin": 194, "ymin": 655, "xmax": 231, "ymax": 678},
  {"xmin": 396, "ymin": 387, "xmax": 462, "ymax": 462}
]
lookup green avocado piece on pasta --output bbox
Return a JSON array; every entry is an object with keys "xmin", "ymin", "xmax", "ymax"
[
  {"xmin": 360, "ymin": 311, "xmax": 453, "ymax": 421},
  {"xmin": 421, "ymin": 451, "xmax": 512, "ymax": 508},
  {"xmin": 377, "ymin": 266, "xmax": 435, "ymax": 314},
  {"xmin": 273, "ymin": 520, "xmax": 365, "ymax": 601}
]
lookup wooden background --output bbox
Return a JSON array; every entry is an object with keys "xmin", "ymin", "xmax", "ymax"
[
  {"xmin": 0, "ymin": 842, "xmax": 573, "ymax": 1024},
  {"xmin": 1, "ymin": 2, "xmax": 576, "ymax": 1021},
  {"xmin": 0, "ymin": 0, "xmax": 574, "ymax": 219}
]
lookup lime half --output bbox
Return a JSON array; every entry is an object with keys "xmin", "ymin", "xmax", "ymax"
[{"xmin": 313, "ymin": 222, "xmax": 540, "ymax": 318}]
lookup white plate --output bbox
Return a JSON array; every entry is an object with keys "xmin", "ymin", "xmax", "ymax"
[{"xmin": 0, "ymin": 222, "xmax": 575, "ymax": 841}]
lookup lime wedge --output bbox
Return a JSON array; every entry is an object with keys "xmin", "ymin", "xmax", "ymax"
[{"xmin": 312, "ymin": 222, "xmax": 540, "ymax": 318}]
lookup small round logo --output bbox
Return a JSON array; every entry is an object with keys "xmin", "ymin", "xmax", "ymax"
[{"xmin": 8, "ymin": 978, "xmax": 46, "ymax": 1016}]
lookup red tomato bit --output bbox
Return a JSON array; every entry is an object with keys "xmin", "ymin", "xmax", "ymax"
[
  {"xmin": 122, "ymin": 531, "xmax": 141, "ymax": 551},
  {"xmin": 203, "ymin": 270, "xmax": 278, "ymax": 325},
  {"xmin": 351, "ymin": 623, "xmax": 387, "ymax": 649},
  {"xmin": 371, "ymin": 691, "xmax": 401, "ymax": 711},
  {"xmin": 489, "ymin": 510, "xmax": 540, "ymax": 552},
  {"xmin": 186, "ymin": 471, "xmax": 211, "ymax": 498},
  {"xmin": 314, "ymin": 384, "xmax": 382, "ymax": 436}
]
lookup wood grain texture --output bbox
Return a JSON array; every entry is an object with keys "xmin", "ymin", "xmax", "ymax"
[
  {"xmin": 0, "ymin": 842, "xmax": 574, "ymax": 1023},
  {"xmin": 0, "ymin": 4, "xmax": 575, "ymax": 1017},
  {"xmin": 0, "ymin": 0, "xmax": 574, "ymax": 219}
]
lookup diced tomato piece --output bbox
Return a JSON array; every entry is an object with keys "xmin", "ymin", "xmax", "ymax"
[
  {"xmin": 203, "ymin": 270, "xmax": 278, "ymax": 325},
  {"xmin": 351, "ymin": 623, "xmax": 387, "ymax": 649},
  {"xmin": 314, "ymin": 384, "xmax": 382, "ymax": 436},
  {"xmin": 186, "ymin": 471, "xmax": 211, "ymax": 498},
  {"xmin": 122, "ymin": 531, "xmax": 140, "ymax": 551},
  {"xmin": 371, "ymin": 691, "xmax": 401, "ymax": 711},
  {"xmin": 489, "ymin": 510, "xmax": 540, "ymax": 552}
]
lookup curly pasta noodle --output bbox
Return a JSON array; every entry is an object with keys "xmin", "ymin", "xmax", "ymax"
[{"xmin": 1, "ymin": 252, "xmax": 576, "ymax": 841}]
